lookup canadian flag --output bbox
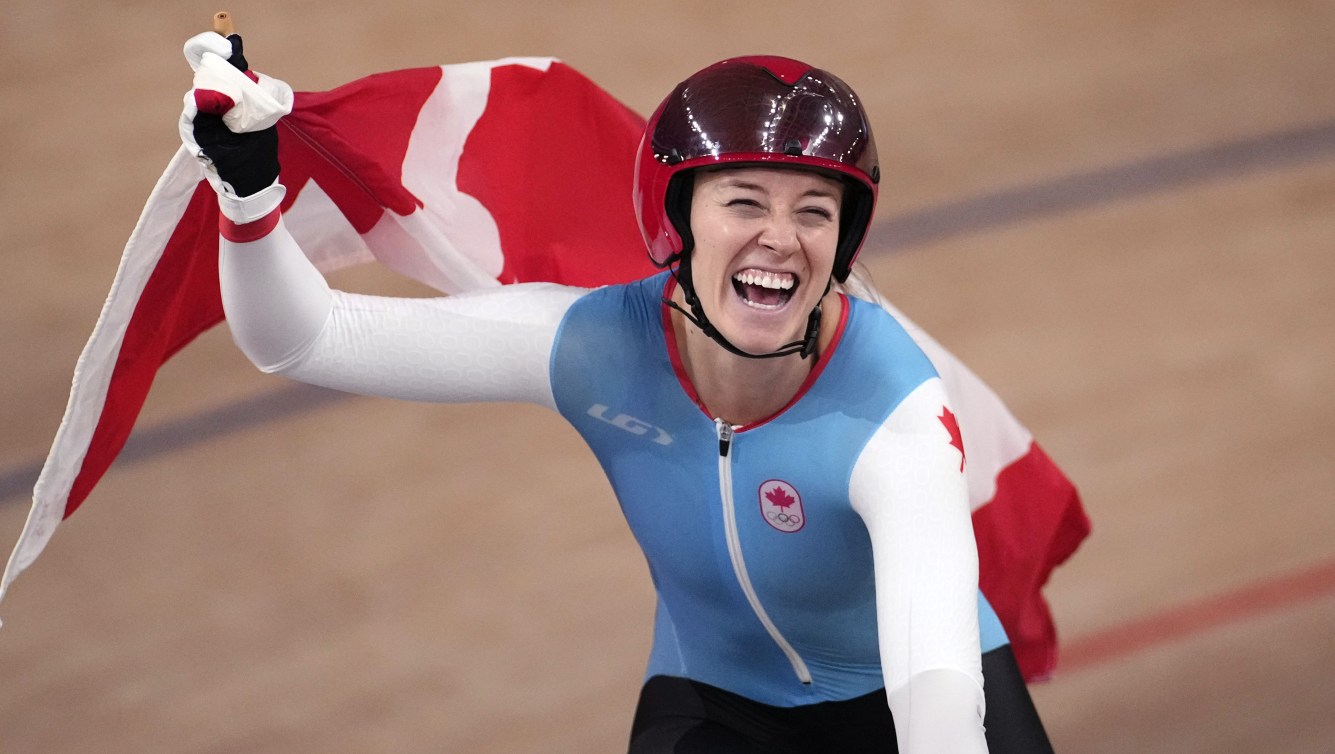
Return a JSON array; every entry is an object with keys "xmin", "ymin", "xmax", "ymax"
[{"xmin": 0, "ymin": 58, "xmax": 1088, "ymax": 679}]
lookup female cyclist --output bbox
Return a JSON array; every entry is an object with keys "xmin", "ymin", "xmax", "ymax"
[{"xmin": 182, "ymin": 32, "xmax": 1052, "ymax": 753}]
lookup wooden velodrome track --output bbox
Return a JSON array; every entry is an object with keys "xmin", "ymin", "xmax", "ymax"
[{"xmin": 2, "ymin": 2, "xmax": 1332, "ymax": 752}]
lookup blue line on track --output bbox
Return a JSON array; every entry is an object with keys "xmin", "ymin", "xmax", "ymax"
[
  {"xmin": 879, "ymin": 120, "xmax": 1335, "ymax": 248},
  {"xmin": 3, "ymin": 119, "xmax": 1334, "ymax": 506},
  {"xmin": 0, "ymin": 385, "xmax": 345, "ymax": 505}
]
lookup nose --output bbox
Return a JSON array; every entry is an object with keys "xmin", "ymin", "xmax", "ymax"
[{"xmin": 756, "ymin": 214, "xmax": 800, "ymax": 256}]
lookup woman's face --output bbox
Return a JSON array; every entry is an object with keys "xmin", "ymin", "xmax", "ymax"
[{"xmin": 687, "ymin": 166, "xmax": 844, "ymax": 355}]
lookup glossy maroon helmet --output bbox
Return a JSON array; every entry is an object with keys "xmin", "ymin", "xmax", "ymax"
[{"xmin": 634, "ymin": 55, "xmax": 879, "ymax": 282}]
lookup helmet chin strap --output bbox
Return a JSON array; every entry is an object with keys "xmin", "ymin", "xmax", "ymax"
[{"xmin": 662, "ymin": 253, "xmax": 825, "ymax": 360}]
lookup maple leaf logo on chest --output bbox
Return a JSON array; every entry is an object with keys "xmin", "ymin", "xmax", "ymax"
[
  {"xmin": 765, "ymin": 486, "xmax": 797, "ymax": 510},
  {"xmin": 758, "ymin": 480, "xmax": 805, "ymax": 533}
]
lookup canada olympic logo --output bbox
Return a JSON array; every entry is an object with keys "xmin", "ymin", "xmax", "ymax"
[{"xmin": 758, "ymin": 480, "xmax": 804, "ymax": 533}]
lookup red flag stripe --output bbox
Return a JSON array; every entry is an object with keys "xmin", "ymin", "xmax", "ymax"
[
  {"xmin": 66, "ymin": 183, "xmax": 224, "ymax": 517},
  {"xmin": 973, "ymin": 442, "xmax": 1089, "ymax": 680}
]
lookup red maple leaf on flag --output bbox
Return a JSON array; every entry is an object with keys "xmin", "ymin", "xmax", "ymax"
[
  {"xmin": 766, "ymin": 486, "xmax": 797, "ymax": 510},
  {"xmin": 939, "ymin": 406, "xmax": 966, "ymax": 472}
]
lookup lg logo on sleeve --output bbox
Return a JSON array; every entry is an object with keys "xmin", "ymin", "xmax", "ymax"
[{"xmin": 587, "ymin": 404, "xmax": 673, "ymax": 446}]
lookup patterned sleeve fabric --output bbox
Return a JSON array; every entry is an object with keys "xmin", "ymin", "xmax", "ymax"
[{"xmin": 219, "ymin": 216, "xmax": 584, "ymax": 408}]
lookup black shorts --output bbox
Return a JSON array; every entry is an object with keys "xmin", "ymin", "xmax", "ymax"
[{"xmin": 628, "ymin": 645, "xmax": 1053, "ymax": 753}]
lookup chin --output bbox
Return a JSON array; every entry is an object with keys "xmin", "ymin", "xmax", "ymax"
[{"xmin": 715, "ymin": 310, "xmax": 809, "ymax": 355}]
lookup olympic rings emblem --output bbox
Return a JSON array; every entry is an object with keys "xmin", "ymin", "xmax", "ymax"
[{"xmin": 758, "ymin": 479, "xmax": 805, "ymax": 533}]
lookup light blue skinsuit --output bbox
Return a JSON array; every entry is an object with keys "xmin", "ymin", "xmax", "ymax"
[{"xmin": 550, "ymin": 272, "xmax": 1009, "ymax": 707}]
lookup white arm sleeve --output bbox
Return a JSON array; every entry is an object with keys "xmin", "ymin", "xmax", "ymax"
[
  {"xmin": 219, "ymin": 216, "xmax": 584, "ymax": 409},
  {"xmin": 849, "ymin": 378, "xmax": 987, "ymax": 753}
]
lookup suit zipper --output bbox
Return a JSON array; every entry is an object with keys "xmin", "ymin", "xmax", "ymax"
[{"xmin": 715, "ymin": 418, "xmax": 813, "ymax": 685}]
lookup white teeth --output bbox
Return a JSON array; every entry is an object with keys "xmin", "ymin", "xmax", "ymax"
[{"xmin": 733, "ymin": 269, "xmax": 795, "ymax": 290}]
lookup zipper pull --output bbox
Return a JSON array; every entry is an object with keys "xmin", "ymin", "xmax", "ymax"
[{"xmin": 715, "ymin": 418, "xmax": 734, "ymax": 458}]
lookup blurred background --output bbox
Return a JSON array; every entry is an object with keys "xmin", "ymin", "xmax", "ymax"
[{"xmin": 2, "ymin": 2, "xmax": 1332, "ymax": 751}]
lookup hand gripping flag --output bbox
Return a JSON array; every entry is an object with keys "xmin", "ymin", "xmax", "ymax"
[{"xmin": 1, "ymin": 58, "xmax": 1088, "ymax": 679}]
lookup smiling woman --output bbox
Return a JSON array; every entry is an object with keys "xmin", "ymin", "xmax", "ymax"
[
  {"xmin": 180, "ymin": 34, "xmax": 1050, "ymax": 753},
  {"xmin": 688, "ymin": 169, "xmax": 841, "ymax": 339},
  {"xmin": 670, "ymin": 167, "xmax": 846, "ymax": 426},
  {"xmin": 638, "ymin": 56, "xmax": 878, "ymax": 364}
]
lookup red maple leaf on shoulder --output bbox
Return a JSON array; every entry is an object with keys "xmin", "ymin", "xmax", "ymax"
[
  {"xmin": 939, "ymin": 406, "xmax": 966, "ymax": 472},
  {"xmin": 766, "ymin": 486, "xmax": 797, "ymax": 510}
]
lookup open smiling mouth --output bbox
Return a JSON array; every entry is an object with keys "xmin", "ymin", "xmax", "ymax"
[{"xmin": 733, "ymin": 269, "xmax": 797, "ymax": 310}]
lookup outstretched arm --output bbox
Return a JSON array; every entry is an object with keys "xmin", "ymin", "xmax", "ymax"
[{"xmin": 221, "ymin": 216, "xmax": 582, "ymax": 408}]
